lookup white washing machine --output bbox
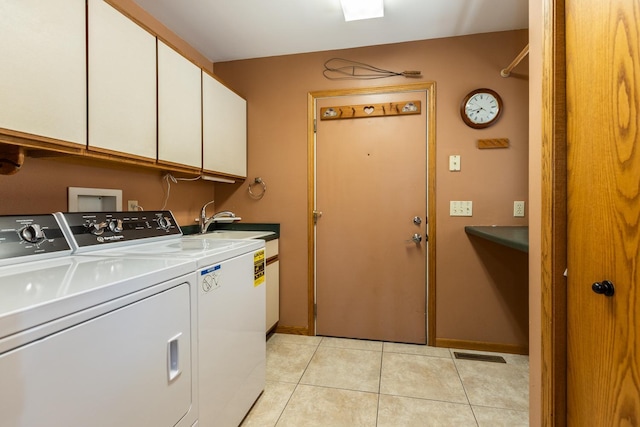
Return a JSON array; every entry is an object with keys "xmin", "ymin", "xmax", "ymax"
[
  {"xmin": 0, "ymin": 213, "xmax": 198, "ymax": 427},
  {"xmin": 57, "ymin": 211, "xmax": 266, "ymax": 427}
]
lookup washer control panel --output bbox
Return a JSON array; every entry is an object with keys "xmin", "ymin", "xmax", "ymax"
[
  {"xmin": 57, "ymin": 211, "xmax": 181, "ymax": 251},
  {"xmin": 0, "ymin": 214, "xmax": 71, "ymax": 265}
]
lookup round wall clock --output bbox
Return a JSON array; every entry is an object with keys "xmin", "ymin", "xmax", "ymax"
[{"xmin": 460, "ymin": 88, "xmax": 503, "ymax": 129}]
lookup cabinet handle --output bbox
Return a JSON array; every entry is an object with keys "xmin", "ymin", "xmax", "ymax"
[{"xmin": 167, "ymin": 333, "xmax": 182, "ymax": 382}]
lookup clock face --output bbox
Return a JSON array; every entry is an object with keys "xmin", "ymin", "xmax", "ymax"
[{"xmin": 461, "ymin": 89, "xmax": 503, "ymax": 128}]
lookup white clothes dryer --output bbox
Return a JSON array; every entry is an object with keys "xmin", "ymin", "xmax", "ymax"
[{"xmin": 57, "ymin": 211, "xmax": 266, "ymax": 427}]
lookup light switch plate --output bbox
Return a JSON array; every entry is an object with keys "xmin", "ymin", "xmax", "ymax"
[{"xmin": 450, "ymin": 201, "xmax": 473, "ymax": 216}]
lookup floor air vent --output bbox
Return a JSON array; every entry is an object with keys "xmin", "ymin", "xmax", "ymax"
[{"xmin": 453, "ymin": 352, "xmax": 506, "ymax": 363}]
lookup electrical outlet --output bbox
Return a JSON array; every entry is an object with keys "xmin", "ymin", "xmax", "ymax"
[
  {"xmin": 449, "ymin": 155, "xmax": 461, "ymax": 171},
  {"xmin": 514, "ymin": 201, "xmax": 525, "ymax": 217},
  {"xmin": 127, "ymin": 200, "xmax": 139, "ymax": 211},
  {"xmin": 450, "ymin": 201, "xmax": 473, "ymax": 216}
]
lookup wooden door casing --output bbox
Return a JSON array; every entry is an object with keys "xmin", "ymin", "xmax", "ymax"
[{"xmin": 566, "ymin": 0, "xmax": 640, "ymax": 424}]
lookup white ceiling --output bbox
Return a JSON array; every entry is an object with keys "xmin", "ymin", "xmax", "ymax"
[{"xmin": 132, "ymin": 0, "xmax": 528, "ymax": 63}]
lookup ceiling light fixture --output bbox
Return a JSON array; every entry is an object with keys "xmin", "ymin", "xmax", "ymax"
[{"xmin": 339, "ymin": 0, "xmax": 384, "ymax": 22}]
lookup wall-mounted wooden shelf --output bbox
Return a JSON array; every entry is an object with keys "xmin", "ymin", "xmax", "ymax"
[
  {"xmin": 478, "ymin": 138, "xmax": 510, "ymax": 149},
  {"xmin": 465, "ymin": 226, "xmax": 529, "ymax": 252}
]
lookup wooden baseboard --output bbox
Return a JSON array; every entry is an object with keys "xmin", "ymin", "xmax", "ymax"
[
  {"xmin": 436, "ymin": 338, "xmax": 529, "ymax": 355},
  {"xmin": 274, "ymin": 325, "xmax": 310, "ymax": 336}
]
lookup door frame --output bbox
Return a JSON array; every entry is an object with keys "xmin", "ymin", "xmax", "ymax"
[
  {"xmin": 541, "ymin": 0, "xmax": 567, "ymax": 424},
  {"xmin": 306, "ymin": 82, "xmax": 437, "ymax": 345}
]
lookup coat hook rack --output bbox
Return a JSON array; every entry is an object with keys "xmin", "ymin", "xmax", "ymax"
[{"xmin": 320, "ymin": 100, "xmax": 421, "ymax": 121}]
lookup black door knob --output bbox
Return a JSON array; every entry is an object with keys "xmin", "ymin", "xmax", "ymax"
[{"xmin": 592, "ymin": 280, "xmax": 615, "ymax": 297}]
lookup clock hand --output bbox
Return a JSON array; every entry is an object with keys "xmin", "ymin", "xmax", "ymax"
[{"xmin": 470, "ymin": 103, "xmax": 485, "ymax": 112}]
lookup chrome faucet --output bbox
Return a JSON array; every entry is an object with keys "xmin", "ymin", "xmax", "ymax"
[
  {"xmin": 212, "ymin": 211, "xmax": 236, "ymax": 220},
  {"xmin": 200, "ymin": 200, "xmax": 216, "ymax": 234}
]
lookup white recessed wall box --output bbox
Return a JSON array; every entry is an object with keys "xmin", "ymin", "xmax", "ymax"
[{"xmin": 68, "ymin": 187, "xmax": 123, "ymax": 212}]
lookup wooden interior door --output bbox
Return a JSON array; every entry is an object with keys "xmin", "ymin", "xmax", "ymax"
[
  {"xmin": 566, "ymin": 0, "xmax": 640, "ymax": 423},
  {"xmin": 315, "ymin": 91, "xmax": 428, "ymax": 344}
]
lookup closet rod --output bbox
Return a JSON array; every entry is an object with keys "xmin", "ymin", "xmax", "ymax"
[{"xmin": 500, "ymin": 43, "xmax": 529, "ymax": 77}]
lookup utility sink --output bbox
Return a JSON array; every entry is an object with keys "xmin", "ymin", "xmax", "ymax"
[{"xmin": 188, "ymin": 230, "xmax": 275, "ymax": 240}]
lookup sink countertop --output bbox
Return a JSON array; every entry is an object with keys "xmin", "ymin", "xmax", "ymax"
[
  {"xmin": 191, "ymin": 230, "xmax": 276, "ymax": 240},
  {"xmin": 182, "ymin": 222, "xmax": 280, "ymax": 241}
]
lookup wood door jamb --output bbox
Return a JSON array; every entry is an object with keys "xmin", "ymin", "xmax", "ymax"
[{"xmin": 542, "ymin": 0, "xmax": 568, "ymax": 424}]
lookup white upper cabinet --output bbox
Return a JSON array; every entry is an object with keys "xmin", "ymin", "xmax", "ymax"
[
  {"xmin": 0, "ymin": 0, "xmax": 86, "ymax": 146},
  {"xmin": 202, "ymin": 72, "xmax": 248, "ymax": 178},
  {"xmin": 87, "ymin": 0, "xmax": 157, "ymax": 160},
  {"xmin": 157, "ymin": 41, "xmax": 202, "ymax": 169}
]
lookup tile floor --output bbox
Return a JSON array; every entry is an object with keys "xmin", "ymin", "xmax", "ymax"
[{"xmin": 241, "ymin": 333, "xmax": 529, "ymax": 427}]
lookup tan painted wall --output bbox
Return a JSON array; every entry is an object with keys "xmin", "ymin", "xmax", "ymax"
[
  {"xmin": 214, "ymin": 30, "xmax": 530, "ymax": 349},
  {"xmin": 0, "ymin": 157, "xmax": 214, "ymax": 226}
]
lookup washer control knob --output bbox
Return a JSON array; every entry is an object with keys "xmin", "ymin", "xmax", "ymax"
[
  {"xmin": 157, "ymin": 215, "xmax": 172, "ymax": 231},
  {"xmin": 20, "ymin": 224, "xmax": 45, "ymax": 243},
  {"xmin": 108, "ymin": 219, "xmax": 123, "ymax": 233},
  {"xmin": 86, "ymin": 221, "xmax": 107, "ymax": 236}
]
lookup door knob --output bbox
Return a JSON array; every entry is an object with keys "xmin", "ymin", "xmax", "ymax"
[
  {"xmin": 413, "ymin": 216, "xmax": 422, "ymax": 225},
  {"xmin": 592, "ymin": 280, "xmax": 615, "ymax": 297},
  {"xmin": 411, "ymin": 233, "xmax": 422, "ymax": 243}
]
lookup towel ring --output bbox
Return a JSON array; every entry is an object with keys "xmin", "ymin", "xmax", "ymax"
[{"xmin": 248, "ymin": 177, "xmax": 266, "ymax": 199}]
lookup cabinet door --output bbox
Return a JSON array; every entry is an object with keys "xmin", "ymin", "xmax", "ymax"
[
  {"xmin": 87, "ymin": 0, "xmax": 157, "ymax": 160},
  {"xmin": 266, "ymin": 260, "xmax": 280, "ymax": 331},
  {"xmin": 158, "ymin": 41, "xmax": 202, "ymax": 169},
  {"xmin": 0, "ymin": 283, "xmax": 192, "ymax": 427},
  {"xmin": 0, "ymin": 0, "xmax": 86, "ymax": 146},
  {"xmin": 203, "ymin": 72, "xmax": 248, "ymax": 177}
]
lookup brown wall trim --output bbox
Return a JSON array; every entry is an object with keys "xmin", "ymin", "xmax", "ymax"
[
  {"xmin": 1, "ymin": 129, "xmax": 84, "ymax": 154},
  {"xmin": 0, "ymin": 134, "xmax": 210, "ymax": 177},
  {"xmin": 274, "ymin": 326, "xmax": 309, "ymax": 336},
  {"xmin": 306, "ymin": 92, "xmax": 316, "ymax": 337},
  {"xmin": 436, "ymin": 338, "xmax": 529, "ymax": 356}
]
